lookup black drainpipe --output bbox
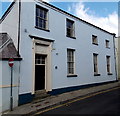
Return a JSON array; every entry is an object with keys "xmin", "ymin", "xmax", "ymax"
[{"xmin": 17, "ymin": 0, "xmax": 21, "ymax": 57}]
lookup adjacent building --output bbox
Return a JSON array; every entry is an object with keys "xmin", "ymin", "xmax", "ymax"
[
  {"xmin": 115, "ymin": 36, "xmax": 120, "ymax": 79},
  {"xmin": 0, "ymin": 0, "xmax": 118, "ymax": 112}
]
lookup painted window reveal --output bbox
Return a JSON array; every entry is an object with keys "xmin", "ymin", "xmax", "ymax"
[
  {"xmin": 105, "ymin": 40, "xmax": 110, "ymax": 48},
  {"xmin": 92, "ymin": 35, "xmax": 98, "ymax": 45},
  {"xmin": 67, "ymin": 49, "xmax": 75, "ymax": 75},
  {"xmin": 66, "ymin": 19, "xmax": 75, "ymax": 38},
  {"xmin": 36, "ymin": 5, "xmax": 48, "ymax": 30},
  {"xmin": 106, "ymin": 56, "xmax": 111, "ymax": 74},
  {"xmin": 35, "ymin": 54, "xmax": 46, "ymax": 65},
  {"xmin": 93, "ymin": 53, "xmax": 98, "ymax": 74}
]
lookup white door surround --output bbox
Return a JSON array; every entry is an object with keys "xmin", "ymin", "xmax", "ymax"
[{"xmin": 31, "ymin": 36, "xmax": 53, "ymax": 94}]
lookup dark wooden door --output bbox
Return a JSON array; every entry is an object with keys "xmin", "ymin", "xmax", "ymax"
[
  {"xmin": 35, "ymin": 54, "xmax": 46, "ymax": 91},
  {"xmin": 35, "ymin": 65, "xmax": 45, "ymax": 91}
]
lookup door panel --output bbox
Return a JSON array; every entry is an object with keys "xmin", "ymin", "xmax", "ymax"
[{"xmin": 35, "ymin": 65, "xmax": 45, "ymax": 91}]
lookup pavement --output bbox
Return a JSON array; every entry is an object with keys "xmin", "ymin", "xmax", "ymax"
[{"xmin": 2, "ymin": 80, "xmax": 120, "ymax": 115}]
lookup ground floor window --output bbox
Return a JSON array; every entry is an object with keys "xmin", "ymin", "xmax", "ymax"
[
  {"xmin": 93, "ymin": 53, "xmax": 99, "ymax": 75},
  {"xmin": 67, "ymin": 49, "xmax": 75, "ymax": 75},
  {"xmin": 106, "ymin": 56, "xmax": 111, "ymax": 74}
]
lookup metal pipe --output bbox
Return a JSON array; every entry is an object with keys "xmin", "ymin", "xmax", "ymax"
[
  {"xmin": 17, "ymin": 0, "xmax": 21, "ymax": 57},
  {"xmin": 10, "ymin": 67, "xmax": 13, "ymax": 111}
]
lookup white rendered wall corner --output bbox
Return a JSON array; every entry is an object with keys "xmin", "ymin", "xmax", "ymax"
[{"xmin": 0, "ymin": 1, "xmax": 19, "ymax": 50}]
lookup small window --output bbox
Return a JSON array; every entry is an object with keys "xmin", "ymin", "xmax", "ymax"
[
  {"xmin": 106, "ymin": 40, "xmax": 110, "ymax": 48},
  {"xmin": 67, "ymin": 49, "xmax": 75, "ymax": 75},
  {"xmin": 36, "ymin": 5, "xmax": 48, "ymax": 30},
  {"xmin": 66, "ymin": 19, "xmax": 75, "ymax": 38},
  {"xmin": 106, "ymin": 56, "xmax": 112, "ymax": 74},
  {"xmin": 92, "ymin": 35, "xmax": 98, "ymax": 45},
  {"xmin": 93, "ymin": 53, "xmax": 100, "ymax": 76},
  {"xmin": 35, "ymin": 54, "xmax": 46, "ymax": 65}
]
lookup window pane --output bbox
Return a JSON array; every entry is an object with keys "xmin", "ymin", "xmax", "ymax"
[
  {"xmin": 66, "ymin": 19, "xmax": 74, "ymax": 37},
  {"xmin": 36, "ymin": 17, "xmax": 39, "ymax": 27},
  {"xmin": 36, "ymin": 8, "xmax": 39, "ymax": 17},
  {"xmin": 106, "ymin": 40, "xmax": 109, "ymax": 48},
  {"xmin": 40, "ymin": 9, "xmax": 43, "ymax": 18},
  {"xmin": 36, "ymin": 6, "xmax": 48, "ymax": 29},
  {"xmin": 93, "ymin": 54, "xmax": 98, "ymax": 74},
  {"xmin": 39, "ymin": 19, "xmax": 42, "ymax": 28},
  {"xmin": 67, "ymin": 49, "xmax": 75, "ymax": 74},
  {"xmin": 106, "ymin": 56, "xmax": 110, "ymax": 73},
  {"xmin": 92, "ymin": 35, "xmax": 98, "ymax": 44},
  {"xmin": 35, "ymin": 54, "xmax": 45, "ymax": 65}
]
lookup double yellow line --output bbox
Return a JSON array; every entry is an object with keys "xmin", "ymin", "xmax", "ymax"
[{"xmin": 33, "ymin": 86, "xmax": 120, "ymax": 115}]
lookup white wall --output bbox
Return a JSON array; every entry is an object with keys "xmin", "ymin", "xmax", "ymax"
[
  {"xmin": 18, "ymin": 1, "xmax": 117, "ymax": 94},
  {"xmin": 0, "ymin": 61, "xmax": 2, "ymax": 113},
  {"xmin": 117, "ymin": 37, "xmax": 120, "ymax": 79},
  {"xmin": 0, "ymin": 1, "xmax": 19, "ymax": 49},
  {"xmin": 0, "ymin": 61, "xmax": 20, "ymax": 113}
]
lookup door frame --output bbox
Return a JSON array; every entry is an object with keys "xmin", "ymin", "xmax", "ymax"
[{"xmin": 31, "ymin": 38, "xmax": 52, "ymax": 94}]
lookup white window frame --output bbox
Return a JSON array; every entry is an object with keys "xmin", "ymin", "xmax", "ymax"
[
  {"xmin": 106, "ymin": 56, "xmax": 112, "ymax": 74},
  {"xmin": 105, "ymin": 40, "xmax": 110, "ymax": 48},
  {"xmin": 67, "ymin": 49, "xmax": 76, "ymax": 76},
  {"xmin": 66, "ymin": 19, "xmax": 75, "ymax": 38},
  {"xmin": 36, "ymin": 5, "xmax": 48, "ymax": 30},
  {"xmin": 93, "ymin": 53, "xmax": 100, "ymax": 76},
  {"xmin": 92, "ymin": 35, "xmax": 98, "ymax": 45}
]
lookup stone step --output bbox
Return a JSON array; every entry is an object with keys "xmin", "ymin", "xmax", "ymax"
[
  {"xmin": 33, "ymin": 90, "xmax": 51, "ymax": 102},
  {"xmin": 35, "ymin": 90, "xmax": 46, "ymax": 95}
]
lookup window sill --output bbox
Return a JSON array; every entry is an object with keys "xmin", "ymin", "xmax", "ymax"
[
  {"xmin": 67, "ymin": 74, "xmax": 78, "ymax": 77},
  {"xmin": 92, "ymin": 43, "xmax": 98, "ymax": 45},
  {"xmin": 108, "ymin": 73, "xmax": 113, "ymax": 75},
  {"xmin": 35, "ymin": 26, "xmax": 50, "ymax": 32},
  {"xmin": 94, "ymin": 74, "xmax": 101, "ymax": 76},
  {"xmin": 66, "ymin": 35, "xmax": 76, "ymax": 39}
]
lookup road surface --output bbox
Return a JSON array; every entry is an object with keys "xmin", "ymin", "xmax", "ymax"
[{"xmin": 33, "ymin": 87, "xmax": 120, "ymax": 115}]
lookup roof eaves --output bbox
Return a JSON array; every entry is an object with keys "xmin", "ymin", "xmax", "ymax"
[
  {"xmin": 0, "ymin": 58, "xmax": 22, "ymax": 61},
  {"xmin": 0, "ymin": 0, "xmax": 16, "ymax": 24},
  {"xmin": 42, "ymin": 1, "xmax": 115, "ymax": 36}
]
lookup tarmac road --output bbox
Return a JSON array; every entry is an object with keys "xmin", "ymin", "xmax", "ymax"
[{"xmin": 34, "ymin": 87, "xmax": 120, "ymax": 115}]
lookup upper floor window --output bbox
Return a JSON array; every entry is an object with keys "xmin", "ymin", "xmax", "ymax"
[
  {"xmin": 105, "ymin": 40, "xmax": 110, "ymax": 48},
  {"xmin": 66, "ymin": 19, "xmax": 75, "ymax": 38},
  {"xmin": 36, "ymin": 5, "xmax": 48, "ymax": 30},
  {"xmin": 92, "ymin": 35, "xmax": 98, "ymax": 45}
]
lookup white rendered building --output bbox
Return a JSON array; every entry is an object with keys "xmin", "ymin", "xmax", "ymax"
[{"xmin": 0, "ymin": 0, "xmax": 118, "ymax": 112}]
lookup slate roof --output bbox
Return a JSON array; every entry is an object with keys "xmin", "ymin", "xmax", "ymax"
[{"xmin": 0, "ymin": 33, "xmax": 22, "ymax": 60}]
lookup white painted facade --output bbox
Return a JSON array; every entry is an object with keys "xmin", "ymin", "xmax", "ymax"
[
  {"xmin": 0, "ymin": 0, "xmax": 117, "ymax": 112},
  {"xmin": 1, "ymin": 1, "xmax": 19, "ymax": 49},
  {"xmin": 19, "ymin": 0, "xmax": 117, "ymax": 94}
]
